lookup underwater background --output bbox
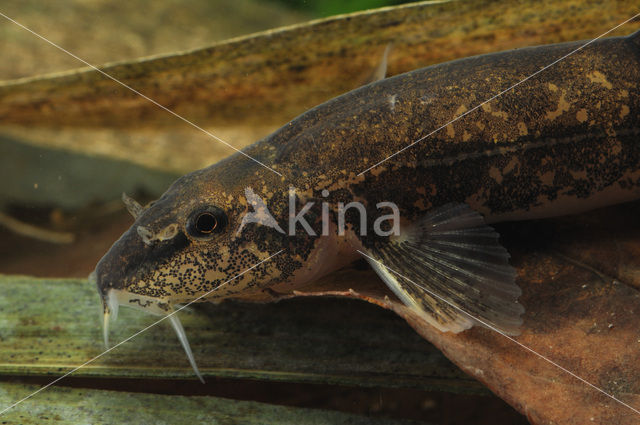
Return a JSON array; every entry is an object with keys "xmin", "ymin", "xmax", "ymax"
[{"xmin": 2, "ymin": 1, "xmax": 639, "ymax": 424}]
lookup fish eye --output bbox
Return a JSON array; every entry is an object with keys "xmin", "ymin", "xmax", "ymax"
[{"xmin": 187, "ymin": 207, "xmax": 227, "ymax": 238}]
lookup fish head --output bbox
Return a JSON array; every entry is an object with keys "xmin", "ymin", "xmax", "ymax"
[
  {"xmin": 92, "ymin": 162, "xmax": 290, "ymax": 380},
  {"xmin": 93, "ymin": 165, "xmax": 287, "ymax": 327}
]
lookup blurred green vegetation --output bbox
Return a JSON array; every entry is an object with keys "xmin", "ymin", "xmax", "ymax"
[{"xmin": 275, "ymin": 0, "xmax": 415, "ymax": 17}]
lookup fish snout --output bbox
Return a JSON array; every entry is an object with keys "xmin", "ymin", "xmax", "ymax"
[
  {"xmin": 93, "ymin": 226, "xmax": 151, "ymax": 296},
  {"xmin": 92, "ymin": 227, "xmax": 157, "ymax": 348}
]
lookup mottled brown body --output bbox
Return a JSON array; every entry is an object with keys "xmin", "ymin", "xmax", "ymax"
[
  {"xmin": 270, "ymin": 31, "xmax": 640, "ymax": 225},
  {"xmin": 96, "ymin": 31, "xmax": 640, "ymax": 325}
]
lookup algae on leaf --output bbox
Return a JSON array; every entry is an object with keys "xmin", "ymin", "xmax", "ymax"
[
  {"xmin": 0, "ymin": 274, "xmax": 476, "ymax": 391},
  {"xmin": 0, "ymin": 382, "xmax": 427, "ymax": 425}
]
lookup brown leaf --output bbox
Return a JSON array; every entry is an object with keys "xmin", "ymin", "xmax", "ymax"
[
  {"xmin": 3, "ymin": 0, "xmax": 639, "ymax": 129},
  {"xmin": 1, "ymin": 0, "xmax": 639, "ymax": 172}
]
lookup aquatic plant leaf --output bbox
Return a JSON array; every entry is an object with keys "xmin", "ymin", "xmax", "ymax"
[
  {"xmin": 0, "ymin": 382, "xmax": 426, "ymax": 425},
  {"xmin": 0, "ymin": 0, "xmax": 308, "ymax": 81},
  {"xmin": 0, "ymin": 275, "xmax": 478, "ymax": 391},
  {"xmin": 0, "ymin": 0, "xmax": 639, "ymax": 172}
]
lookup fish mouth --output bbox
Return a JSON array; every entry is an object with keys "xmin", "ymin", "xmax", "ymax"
[
  {"xmin": 90, "ymin": 226, "xmax": 158, "ymax": 348},
  {"xmin": 95, "ymin": 284, "xmax": 171, "ymax": 347},
  {"xmin": 90, "ymin": 270, "xmax": 204, "ymax": 383}
]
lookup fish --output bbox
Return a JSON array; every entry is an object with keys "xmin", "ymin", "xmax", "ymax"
[{"xmin": 93, "ymin": 29, "xmax": 640, "ymax": 380}]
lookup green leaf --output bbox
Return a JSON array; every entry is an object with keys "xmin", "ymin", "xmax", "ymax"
[
  {"xmin": 0, "ymin": 382, "xmax": 427, "ymax": 425},
  {"xmin": 0, "ymin": 274, "xmax": 480, "ymax": 393}
]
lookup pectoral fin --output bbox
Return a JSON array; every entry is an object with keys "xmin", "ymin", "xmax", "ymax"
[{"xmin": 361, "ymin": 203, "xmax": 524, "ymax": 335}]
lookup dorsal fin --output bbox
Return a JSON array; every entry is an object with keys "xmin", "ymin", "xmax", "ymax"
[
  {"xmin": 630, "ymin": 28, "xmax": 640, "ymax": 47},
  {"xmin": 363, "ymin": 43, "xmax": 393, "ymax": 85}
]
